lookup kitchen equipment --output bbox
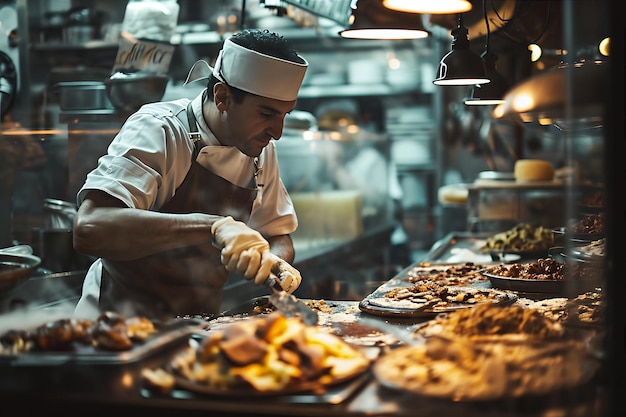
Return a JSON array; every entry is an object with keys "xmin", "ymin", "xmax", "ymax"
[
  {"xmin": 0, "ymin": 249, "xmax": 41, "ymax": 296},
  {"xmin": 43, "ymin": 198, "xmax": 76, "ymax": 229},
  {"xmin": 105, "ymin": 72, "xmax": 169, "ymax": 113},
  {"xmin": 266, "ymin": 273, "xmax": 318, "ymax": 325},
  {"xmin": 55, "ymin": 81, "xmax": 112, "ymax": 110}
]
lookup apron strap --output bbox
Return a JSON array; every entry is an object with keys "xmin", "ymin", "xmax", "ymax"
[{"xmin": 186, "ymin": 101, "xmax": 204, "ymax": 161}]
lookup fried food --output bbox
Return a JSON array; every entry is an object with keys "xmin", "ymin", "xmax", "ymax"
[
  {"xmin": 167, "ymin": 311, "xmax": 370, "ymax": 393},
  {"xmin": 414, "ymin": 303, "xmax": 565, "ymax": 341},
  {"xmin": 0, "ymin": 311, "xmax": 158, "ymax": 354},
  {"xmin": 374, "ymin": 335, "xmax": 599, "ymax": 400}
]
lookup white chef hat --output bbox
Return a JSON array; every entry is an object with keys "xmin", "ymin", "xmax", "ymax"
[{"xmin": 184, "ymin": 38, "xmax": 308, "ymax": 101}]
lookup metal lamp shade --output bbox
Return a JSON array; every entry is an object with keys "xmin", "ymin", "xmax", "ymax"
[
  {"xmin": 383, "ymin": 0, "xmax": 473, "ymax": 15},
  {"xmin": 465, "ymin": 53, "xmax": 510, "ymax": 105},
  {"xmin": 434, "ymin": 48, "xmax": 490, "ymax": 85},
  {"xmin": 492, "ymin": 60, "xmax": 607, "ymax": 129},
  {"xmin": 433, "ymin": 15, "xmax": 489, "ymax": 86},
  {"xmin": 339, "ymin": 0, "xmax": 429, "ymax": 40}
]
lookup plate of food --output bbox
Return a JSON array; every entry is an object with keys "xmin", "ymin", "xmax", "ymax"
[
  {"xmin": 359, "ymin": 284, "xmax": 516, "ymax": 318},
  {"xmin": 554, "ymin": 212, "xmax": 605, "ymax": 243},
  {"xmin": 142, "ymin": 312, "xmax": 371, "ymax": 397},
  {"xmin": 481, "ymin": 258, "xmax": 566, "ymax": 294},
  {"xmin": 576, "ymin": 188, "xmax": 604, "ymax": 214},
  {"xmin": 373, "ymin": 333, "xmax": 599, "ymax": 401}
]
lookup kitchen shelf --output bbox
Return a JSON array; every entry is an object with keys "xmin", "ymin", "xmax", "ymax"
[
  {"xmin": 298, "ymin": 84, "xmax": 424, "ymax": 98},
  {"xmin": 31, "ymin": 40, "xmax": 119, "ymax": 51}
]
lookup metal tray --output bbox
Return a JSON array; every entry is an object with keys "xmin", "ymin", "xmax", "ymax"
[{"xmin": 1, "ymin": 318, "xmax": 204, "ymax": 366}]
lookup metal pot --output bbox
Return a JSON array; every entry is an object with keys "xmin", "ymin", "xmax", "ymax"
[{"xmin": 55, "ymin": 81, "xmax": 113, "ymax": 110}]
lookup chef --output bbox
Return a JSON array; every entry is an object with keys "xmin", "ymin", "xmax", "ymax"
[{"xmin": 73, "ymin": 29, "xmax": 308, "ymax": 320}]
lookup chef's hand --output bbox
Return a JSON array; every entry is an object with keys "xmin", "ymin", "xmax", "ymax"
[
  {"xmin": 211, "ymin": 216, "xmax": 272, "ymax": 283},
  {"xmin": 254, "ymin": 253, "xmax": 302, "ymax": 294}
]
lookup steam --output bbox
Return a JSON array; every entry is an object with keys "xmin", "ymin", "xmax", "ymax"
[
  {"xmin": 0, "ymin": 271, "xmax": 84, "ymax": 334},
  {"xmin": 0, "ymin": 301, "xmax": 77, "ymax": 335}
]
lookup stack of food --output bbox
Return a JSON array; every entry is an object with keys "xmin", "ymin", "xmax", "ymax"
[{"xmin": 142, "ymin": 312, "xmax": 370, "ymax": 394}]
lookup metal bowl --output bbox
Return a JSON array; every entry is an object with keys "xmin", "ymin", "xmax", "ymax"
[
  {"xmin": 104, "ymin": 73, "xmax": 169, "ymax": 113},
  {"xmin": 0, "ymin": 253, "xmax": 41, "ymax": 296}
]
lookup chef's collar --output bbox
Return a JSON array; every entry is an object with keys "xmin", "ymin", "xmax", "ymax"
[{"xmin": 183, "ymin": 38, "xmax": 308, "ymax": 101}]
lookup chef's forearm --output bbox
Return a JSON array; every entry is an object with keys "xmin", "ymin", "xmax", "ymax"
[{"xmin": 74, "ymin": 199, "xmax": 222, "ymax": 260}]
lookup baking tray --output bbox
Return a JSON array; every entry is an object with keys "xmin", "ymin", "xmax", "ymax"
[{"xmin": 1, "ymin": 318, "xmax": 204, "ymax": 366}]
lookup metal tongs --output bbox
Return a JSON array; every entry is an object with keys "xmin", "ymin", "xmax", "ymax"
[{"xmin": 266, "ymin": 273, "xmax": 318, "ymax": 326}]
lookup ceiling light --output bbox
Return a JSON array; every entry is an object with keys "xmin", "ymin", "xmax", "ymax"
[
  {"xmin": 599, "ymin": 37, "xmax": 610, "ymax": 56},
  {"xmin": 433, "ymin": 14, "xmax": 489, "ymax": 86},
  {"xmin": 383, "ymin": 0, "xmax": 473, "ymax": 14},
  {"xmin": 528, "ymin": 44, "xmax": 542, "ymax": 62},
  {"xmin": 339, "ymin": 0, "xmax": 429, "ymax": 40}
]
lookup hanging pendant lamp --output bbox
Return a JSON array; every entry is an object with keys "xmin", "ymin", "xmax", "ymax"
[
  {"xmin": 492, "ymin": 59, "xmax": 607, "ymax": 130},
  {"xmin": 464, "ymin": 0, "xmax": 509, "ymax": 105},
  {"xmin": 383, "ymin": 0, "xmax": 473, "ymax": 14},
  {"xmin": 433, "ymin": 14, "xmax": 489, "ymax": 86},
  {"xmin": 339, "ymin": 0, "xmax": 429, "ymax": 40}
]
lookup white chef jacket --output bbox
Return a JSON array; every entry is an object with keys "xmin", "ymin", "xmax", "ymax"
[{"xmin": 74, "ymin": 91, "xmax": 297, "ymax": 318}]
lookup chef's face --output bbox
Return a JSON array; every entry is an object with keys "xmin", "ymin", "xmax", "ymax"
[{"xmin": 219, "ymin": 85, "xmax": 296, "ymax": 157}]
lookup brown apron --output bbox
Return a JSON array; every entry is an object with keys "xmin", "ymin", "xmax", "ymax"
[{"xmin": 99, "ymin": 102, "xmax": 258, "ymax": 319}]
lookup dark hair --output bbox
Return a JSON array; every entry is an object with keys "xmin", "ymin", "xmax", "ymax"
[{"xmin": 206, "ymin": 29, "xmax": 304, "ymax": 102}]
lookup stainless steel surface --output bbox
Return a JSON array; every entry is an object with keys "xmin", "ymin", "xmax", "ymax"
[
  {"xmin": 105, "ymin": 73, "xmax": 169, "ymax": 113},
  {"xmin": 55, "ymin": 81, "xmax": 112, "ymax": 110},
  {"xmin": 356, "ymin": 317, "xmax": 419, "ymax": 345}
]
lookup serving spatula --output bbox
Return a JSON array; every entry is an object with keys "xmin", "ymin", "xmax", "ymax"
[{"xmin": 266, "ymin": 273, "xmax": 318, "ymax": 326}]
